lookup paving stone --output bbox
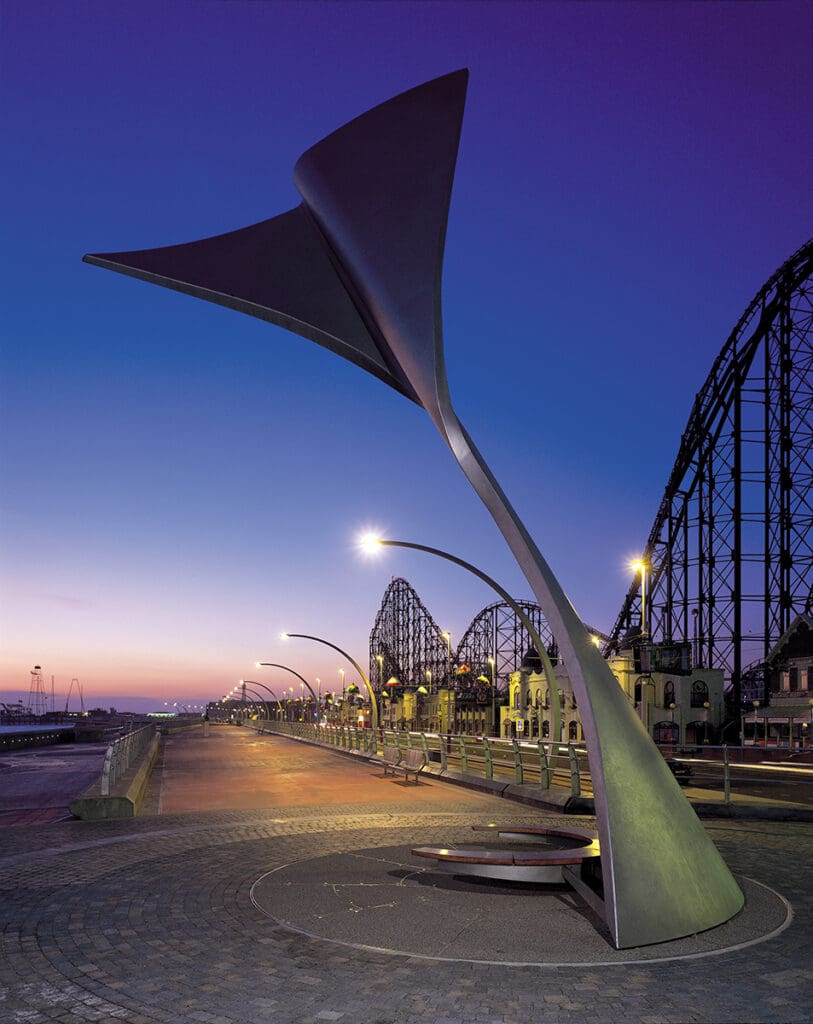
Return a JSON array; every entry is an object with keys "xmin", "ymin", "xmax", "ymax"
[{"xmin": 0, "ymin": 728, "xmax": 810, "ymax": 1024}]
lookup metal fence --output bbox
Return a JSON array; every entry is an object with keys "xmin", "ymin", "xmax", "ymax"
[
  {"xmin": 100, "ymin": 724, "xmax": 157, "ymax": 796},
  {"xmin": 249, "ymin": 720, "xmax": 813, "ymax": 808},
  {"xmin": 653, "ymin": 742, "xmax": 813, "ymax": 807},
  {"xmin": 252, "ymin": 719, "xmax": 590, "ymax": 796}
]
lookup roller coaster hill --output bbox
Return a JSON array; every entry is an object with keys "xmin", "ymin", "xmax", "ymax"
[
  {"xmin": 370, "ymin": 239, "xmax": 813, "ymax": 734},
  {"xmin": 606, "ymin": 238, "xmax": 813, "ymax": 714}
]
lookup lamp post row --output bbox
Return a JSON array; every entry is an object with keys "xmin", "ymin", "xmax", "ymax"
[{"xmin": 212, "ymin": 539, "xmax": 647, "ymax": 739}]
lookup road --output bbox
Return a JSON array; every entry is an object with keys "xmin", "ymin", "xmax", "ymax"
[
  {"xmin": 685, "ymin": 758, "xmax": 813, "ymax": 806},
  {"xmin": 0, "ymin": 741, "xmax": 108, "ymax": 826}
]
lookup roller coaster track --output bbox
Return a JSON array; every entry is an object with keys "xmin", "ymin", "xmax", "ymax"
[{"xmin": 607, "ymin": 238, "xmax": 813, "ymax": 706}]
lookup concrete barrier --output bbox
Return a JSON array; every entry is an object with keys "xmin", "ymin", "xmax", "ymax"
[{"xmin": 70, "ymin": 732, "xmax": 161, "ymax": 820}]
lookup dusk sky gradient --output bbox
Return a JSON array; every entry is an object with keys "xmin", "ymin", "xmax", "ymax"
[{"xmin": 2, "ymin": 1, "xmax": 812, "ymax": 711}]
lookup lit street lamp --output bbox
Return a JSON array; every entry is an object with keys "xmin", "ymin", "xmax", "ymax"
[
  {"xmin": 280, "ymin": 633, "xmax": 378, "ymax": 732},
  {"xmin": 630, "ymin": 558, "xmax": 648, "ymax": 638},
  {"xmin": 668, "ymin": 701, "xmax": 681, "ymax": 747},
  {"xmin": 487, "ymin": 655, "xmax": 497, "ymax": 736},
  {"xmin": 375, "ymin": 654, "xmax": 385, "ymax": 692},
  {"xmin": 360, "ymin": 534, "xmax": 561, "ymax": 742},
  {"xmin": 255, "ymin": 662, "xmax": 319, "ymax": 702},
  {"xmin": 441, "ymin": 630, "xmax": 453, "ymax": 736},
  {"xmin": 239, "ymin": 679, "xmax": 283, "ymax": 718},
  {"xmin": 239, "ymin": 681, "xmax": 279, "ymax": 719}
]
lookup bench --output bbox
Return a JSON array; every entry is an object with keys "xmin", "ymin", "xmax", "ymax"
[
  {"xmin": 412, "ymin": 824, "xmax": 600, "ymax": 884},
  {"xmin": 380, "ymin": 746, "xmax": 402, "ymax": 776},
  {"xmin": 372, "ymin": 746, "xmax": 427, "ymax": 783},
  {"xmin": 397, "ymin": 748, "xmax": 427, "ymax": 783}
]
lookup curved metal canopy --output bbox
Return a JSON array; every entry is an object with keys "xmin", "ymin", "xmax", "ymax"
[{"xmin": 84, "ymin": 69, "xmax": 743, "ymax": 949}]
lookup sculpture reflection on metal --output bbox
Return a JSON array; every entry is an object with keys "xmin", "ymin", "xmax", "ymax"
[{"xmin": 83, "ymin": 69, "xmax": 743, "ymax": 948}]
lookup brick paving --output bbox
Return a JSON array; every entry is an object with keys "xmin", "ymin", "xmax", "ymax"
[{"xmin": 0, "ymin": 726, "xmax": 810, "ymax": 1024}]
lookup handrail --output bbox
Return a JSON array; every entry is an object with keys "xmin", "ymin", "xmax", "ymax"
[
  {"xmin": 99, "ymin": 725, "xmax": 156, "ymax": 796},
  {"xmin": 227, "ymin": 720, "xmax": 813, "ymax": 809}
]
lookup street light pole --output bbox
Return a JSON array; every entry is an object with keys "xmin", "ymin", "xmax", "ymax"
[
  {"xmin": 375, "ymin": 654, "xmax": 384, "ymax": 693},
  {"xmin": 255, "ymin": 663, "xmax": 319, "ymax": 702},
  {"xmin": 361, "ymin": 536, "xmax": 561, "ymax": 745},
  {"xmin": 239, "ymin": 679, "xmax": 283, "ymax": 718},
  {"xmin": 240, "ymin": 682, "xmax": 278, "ymax": 720},
  {"xmin": 488, "ymin": 656, "xmax": 497, "ymax": 737},
  {"xmin": 280, "ymin": 633, "xmax": 379, "ymax": 732},
  {"xmin": 631, "ymin": 559, "xmax": 648, "ymax": 639},
  {"xmin": 441, "ymin": 630, "xmax": 453, "ymax": 736}
]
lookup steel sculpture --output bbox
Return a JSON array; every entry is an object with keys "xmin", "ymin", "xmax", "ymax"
[{"xmin": 84, "ymin": 69, "xmax": 743, "ymax": 948}]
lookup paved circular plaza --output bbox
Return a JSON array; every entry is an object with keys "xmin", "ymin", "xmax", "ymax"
[{"xmin": 0, "ymin": 729, "xmax": 810, "ymax": 1023}]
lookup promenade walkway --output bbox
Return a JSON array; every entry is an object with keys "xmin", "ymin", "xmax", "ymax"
[{"xmin": 0, "ymin": 724, "xmax": 810, "ymax": 1024}]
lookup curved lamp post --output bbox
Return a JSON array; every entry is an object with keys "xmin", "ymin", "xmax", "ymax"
[
  {"xmin": 241, "ymin": 685, "xmax": 273, "ymax": 719},
  {"xmin": 239, "ymin": 680, "xmax": 283, "ymax": 718},
  {"xmin": 226, "ymin": 684, "xmax": 264, "ymax": 719},
  {"xmin": 255, "ymin": 662, "xmax": 319, "ymax": 703},
  {"xmin": 280, "ymin": 633, "xmax": 378, "ymax": 732},
  {"xmin": 362, "ymin": 536, "xmax": 562, "ymax": 744},
  {"xmin": 84, "ymin": 70, "xmax": 741, "ymax": 948}
]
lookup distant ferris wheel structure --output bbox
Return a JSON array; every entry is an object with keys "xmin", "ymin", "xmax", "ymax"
[{"xmin": 607, "ymin": 238, "xmax": 813, "ymax": 707}]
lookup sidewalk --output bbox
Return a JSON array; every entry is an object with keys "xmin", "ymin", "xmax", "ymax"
[
  {"xmin": 260, "ymin": 724, "xmax": 813, "ymax": 822},
  {"xmin": 0, "ymin": 725, "xmax": 809, "ymax": 1024}
]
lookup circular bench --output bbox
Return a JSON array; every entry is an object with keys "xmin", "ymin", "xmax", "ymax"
[{"xmin": 412, "ymin": 825, "xmax": 600, "ymax": 884}]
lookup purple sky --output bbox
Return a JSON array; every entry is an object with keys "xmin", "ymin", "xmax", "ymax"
[{"xmin": 2, "ymin": 1, "xmax": 811, "ymax": 711}]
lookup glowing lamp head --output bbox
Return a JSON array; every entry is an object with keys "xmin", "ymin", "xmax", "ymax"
[
  {"xmin": 279, "ymin": 632, "xmax": 289, "ymax": 641},
  {"xmin": 630, "ymin": 559, "xmax": 646, "ymax": 575},
  {"xmin": 358, "ymin": 531, "xmax": 384, "ymax": 555}
]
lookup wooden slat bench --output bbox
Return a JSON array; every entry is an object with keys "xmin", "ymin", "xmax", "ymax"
[{"xmin": 412, "ymin": 824, "xmax": 599, "ymax": 884}]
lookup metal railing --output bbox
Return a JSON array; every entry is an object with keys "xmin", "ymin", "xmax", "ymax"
[
  {"xmin": 652, "ymin": 742, "xmax": 813, "ymax": 808},
  {"xmin": 247, "ymin": 720, "xmax": 813, "ymax": 808},
  {"xmin": 100, "ymin": 724, "xmax": 156, "ymax": 796},
  {"xmin": 250, "ymin": 719, "xmax": 590, "ymax": 796}
]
